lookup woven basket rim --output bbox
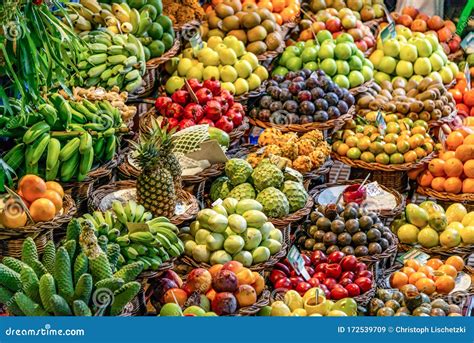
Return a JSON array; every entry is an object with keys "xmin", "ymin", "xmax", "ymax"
[
  {"xmin": 269, "ymin": 196, "xmax": 314, "ymax": 228},
  {"xmin": 146, "ymin": 37, "xmax": 181, "ymax": 69},
  {"xmin": 417, "ymin": 185, "xmax": 474, "ymax": 202},
  {"xmin": 428, "ymin": 109, "xmax": 458, "ymax": 128},
  {"xmin": 398, "ymin": 242, "xmax": 474, "ymax": 258}
]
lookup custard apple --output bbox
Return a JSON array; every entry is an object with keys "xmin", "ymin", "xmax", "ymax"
[
  {"xmin": 227, "ymin": 183, "xmax": 256, "ymax": 200},
  {"xmin": 225, "ymin": 158, "xmax": 253, "ymax": 185},
  {"xmin": 281, "ymin": 180, "xmax": 308, "ymax": 212},
  {"xmin": 283, "ymin": 168, "xmax": 303, "ymax": 183},
  {"xmin": 251, "ymin": 162, "xmax": 284, "ymax": 191},
  {"xmin": 210, "ymin": 176, "xmax": 232, "ymax": 202},
  {"xmin": 256, "ymin": 187, "xmax": 290, "ymax": 218}
]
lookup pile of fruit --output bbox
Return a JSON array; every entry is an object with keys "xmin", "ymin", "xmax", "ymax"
[
  {"xmin": 264, "ymin": 289, "xmax": 358, "ymax": 316},
  {"xmin": 415, "ymin": 129, "xmax": 474, "ymax": 194},
  {"xmin": 273, "ymin": 35, "xmax": 374, "ymax": 89},
  {"xmin": 393, "ymin": 202, "xmax": 474, "ymax": 248},
  {"xmin": 250, "ymin": 69, "xmax": 354, "ymax": 125},
  {"xmin": 202, "ymin": 1, "xmax": 285, "ymax": 56},
  {"xmin": 332, "ymin": 113, "xmax": 435, "ymax": 165},
  {"xmin": 77, "ymin": 200, "xmax": 184, "ymax": 272},
  {"xmin": 299, "ymin": 202, "xmax": 395, "ymax": 257},
  {"xmin": 152, "ymin": 261, "xmax": 266, "ymax": 316},
  {"xmin": 307, "ymin": 0, "xmax": 385, "ymax": 23},
  {"xmin": 155, "ymin": 79, "xmax": 245, "ymax": 132},
  {"xmin": 449, "ymin": 71, "xmax": 474, "ymax": 117},
  {"xmin": 296, "ymin": 7, "xmax": 375, "ymax": 53},
  {"xmin": 270, "ymin": 252, "xmax": 373, "ymax": 300},
  {"xmin": 0, "ymin": 223, "xmax": 142, "ymax": 316},
  {"xmin": 247, "ymin": 128, "xmax": 330, "ymax": 173},
  {"xmin": 369, "ymin": 28, "xmax": 457, "ymax": 85},
  {"xmin": 366, "ymin": 288, "xmax": 462, "ymax": 316},
  {"xmin": 0, "ymin": 176, "xmax": 65, "ymax": 228},
  {"xmin": 210, "ymin": 158, "xmax": 309, "ymax": 217},
  {"xmin": 389, "ymin": 256, "xmax": 465, "ymax": 295},
  {"xmin": 1, "ymin": 93, "xmax": 125, "ymax": 182},
  {"xmin": 63, "ymin": 0, "xmax": 176, "ymax": 60},
  {"xmin": 356, "ymin": 78, "xmax": 456, "ymax": 123},
  {"xmin": 164, "ymin": 36, "xmax": 268, "ymax": 95},
  {"xmin": 390, "ymin": 7, "xmax": 461, "ymax": 56},
  {"xmin": 181, "ymin": 198, "xmax": 284, "ymax": 265}
]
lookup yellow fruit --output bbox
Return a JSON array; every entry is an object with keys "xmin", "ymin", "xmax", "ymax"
[
  {"xmin": 446, "ymin": 221, "xmax": 464, "ymax": 233},
  {"xmin": 461, "ymin": 211, "xmax": 474, "ymax": 226},
  {"xmin": 439, "ymin": 228, "xmax": 461, "ymax": 248},
  {"xmin": 460, "ymin": 226, "xmax": 474, "ymax": 244},
  {"xmin": 445, "ymin": 203, "xmax": 467, "ymax": 224}
]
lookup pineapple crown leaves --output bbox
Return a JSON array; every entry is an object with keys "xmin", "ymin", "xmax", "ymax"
[{"xmin": 79, "ymin": 220, "xmax": 102, "ymax": 259}]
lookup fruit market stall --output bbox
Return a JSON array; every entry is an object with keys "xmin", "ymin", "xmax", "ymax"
[{"xmin": 0, "ymin": 0, "xmax": 473, "ymax": 319}]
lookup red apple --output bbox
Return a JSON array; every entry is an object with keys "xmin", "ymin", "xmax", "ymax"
[
  {"xmin": 310, "ymin": 251, "xmax": 327, "ymax": 265},
  {"xmin": 203, "ymin": 79, "xmax": 221, "ymax": 96},
  {"xmin": 171, "ymin": 90, "xmax": 190, "ymax": 106},
  {"xmin": 328, "ymin": 251, "xmax": 345, "ymax": 264},
  {"xmin": 195, "ymin": 88, "xmax": 213, "ymax": 105},
  {"xmin": 323, "ymin": 277, "xmax": 337, "ymax": 290},
  {"xmin": 274, "ymin": 277, "xmax": 292, "ymax": 290},
  {"xmin": 354, "ymin": 277, "xmax": 372, "ymax": 293},
  {"xmin": 355, "ymin": 40, "xmax": 368, "ymax": 52},
  {"xmin": 187, "ymin": 79, "xmax": 203, "ymax": 92},
  {"xmin": 340, "ymin": 255, "xmax": 358, "ymax": 272},
  {"xmin": 308, "ymin": 278, "xmax": 320, "ymax": 288},
  {"xmin": 326, "ymin": 18, "xmax": 342, "ymax": 33},
  {"xmin": 313, "ymin": 272, "xmax": 326, "ymax": 283},
  {"xmin": 345, "ymin": 283, "xmax": 361, "ymax": 297},
  {"xmin": 270, "ymin": 269, "xmax": 287, "ymax": 284},
  {"xmin": 213, "ymin": 96, "xmax": 229, "ymax": 113},
  {"xmin": 290, "ymin": 276, "xmax": 305, "ymax": 288},
  {"xmin": 274, "ymin": 262, "xmax": 291, "ymax": 276},
  {"xmin": 357, "ymin": 270, "xmax": 373, "ymax": 279},
  {"xmin": 296, "ymin": 282, "xmax": 312, "ymax": 295},
  {"xmin": 331, "ymin": 286, "xmax": 349, "ymax": 300},
  {"xmin": 354, "ymin": 262, "xmax": 367, "ymax": 274},
  {"xmin": 339, "ymin": 278, "xmax": 353, "ymax": 287},
  {"xmin": 340, "ymin": 271, "xmax": 355, "ymax": 281},
  {"xmin": 325, "ymin": 264, "xmax": 342, "ymax": 279},
  {"xmin": 305, "ymin": 266, "xmax": 315, "ymax": 277},
  {"xmin": 315, "ymin": 263, "xmax": 329, "ymax": 274},
  {"xmin": 215, "ymin": 116, "xmax": 234, "ymax": 133},
  {"xmin": 167, "ymin": 118, "xmax": 179, "ymax": 129}
]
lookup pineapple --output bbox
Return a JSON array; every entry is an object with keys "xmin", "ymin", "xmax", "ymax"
[
  {"xmin": 131, "ymin": 120, "xmax": 178, "ymax": 218},
  {"xmin": 293, "ymin": 156, "xmax": 313, "ymax": 173},
  {"xmin": 297, "ymin": 139, "xmax": 317, "ymax": 156}
]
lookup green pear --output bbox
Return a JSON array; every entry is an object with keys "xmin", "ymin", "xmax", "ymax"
[
  {"xmin": 221, "ymin": 81, "xmax": 236, "ymax": 94},
  {"xmin": 207, "ymin": 36, "xmax": 223, "ymax": 49},
  {"xmin": 197, "ymin": 48, "xmax": 220, "ymax": 66},
  {"xmin": 234, "ymin": 60, "xmax": 252, "ymax": 78},
  {"xmin": 253, "ymin": 65, "xmax": 269, "ymax": 81},
  {"xmin": 219, "ymin": 47, "xmax": 238, "ymax": 65},
  {"xmin": 186, "ymin": 63, "xmax": 203, "ymax": 81},
  {"xmin": 177, "ymin": 58, "xmax": 193, "ymax": 76},
  {"xmin": 247, "ymin": 73, "xmax": 261, "ymax": 90},
  {"xmin": 203, "ymin": 66, "xmax": 220, "ymax": 80},
  {"xmin": 240, "ymin": 52, "xmax": 259, "ymax": 70},
  {"xmin": 233, "ymin": 78, "xmax": 249, "ymax": 95},
  {"xmin": 165, "ymin": 76, "xmax": 184, "ymax": 94},
  {"xmin": 221, "ymin": 65, "xmax": 238, "ymax": 82}
]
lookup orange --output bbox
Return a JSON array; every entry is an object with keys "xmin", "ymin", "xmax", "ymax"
[
  {"xmin": 0, "ymin": 198, "xmax": 28, "ymax": 229},
  {"xmin": 444, "ymin": 177, "xmax": 463, "ymax": 194},
  {"xmin": 401, "ymin": 267, "xmax": 416, "ymax": 277},
  {"xmin": 431, "ymin": 176, "xmax": 446, "ymax": 191},
  {"xmin": 428, "ymin": 158, "xmax": 446, "ymax": 177},
  {"xmin": 463, "ymin": 134, "xmax": 474, "ymax": 145},
  {"xmin": 404, "ymin": 150, "xmax": 418, "ymax": 163},
  {"xmin": 45, "ymin": 181, "xmax": 64, "ymax": 198},
  {"xmin": 426, "ymin": 258, "xmax": 444, "ymax": 270},
  {"xmin": 258, "ymin": 0, "xmax": 273, "ymax": 11},
  {"xmin": 463, "ymin": 160, "xmax": 474, "ymax": 178},
  {"xmin": 29, "ymin": 198, "xmax": 56, "ymax": 223},
  {"xmin": 438, "ymin": 264, "xmax": 458, "ymax": 278},
  {"xmin": 445, "ymin": 256, "xmax": 465, "ymax": 271},
  {"xmin": 280, "ymin": 8, "xmax": 296, "ymax": 22},
  {"xmin": 41, "ymin": 190, "xmax": 63, "ymax": 213},
  {"xmin": 418, "ymin": 170, "xmax": 434, "ymax": 187},
  {"xmin": 435, "ymin": 275, "xmax": 455, "ymax": 294},
  {"xmin": 449, "ymin": 88, "xmax": 463, "ymax": 103},
  {"xmin": 444, "ymin": 158, "xmax": 464, "ymax": 177},
  {"xmin": 389, "ymin": 271, "xmax": 408, "ymax": 288},
  {"xmin": 446, "ymin": 131, "xmax": 464, "ymax": 150},
  {"xmin": 404, "ymin": 259, "xmax": 421, "ymax": 271},
  {"xmin": 457, "ymin": 103, "xmax": 470, "ymax": 116},
  {"xmin": 18, "ymin": 175, "xmax": 47, "ymax": 203},
  {"xmin": 440, "ymin": 150, "xmax": 456, "ymax": 161},
  {"xmin": 462, "ymin": 178, "xmax": 474, "ymax": 193},
  {"xmin": 408, "ymin": 271, "xmax": 427, "ymax": 285},
  {"xmin": 464, "ymin": 89, "xmax": 474, "ymax": 107},
  {"xmin": 272, "ymin": 0, "xmax": 286, "ymax": 12},
  {"xmin": 418, "ymin": 266, "xmax": 435, "ymax": 279},
  {"xmin": 415, "ymin": 277, "xmax": 436, "ymax": 294}
]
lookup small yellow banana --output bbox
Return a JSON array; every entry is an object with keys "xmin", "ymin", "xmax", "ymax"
[
  {"xmin": 80, "ymin": 0, "xmax": 101, "ymax": 13},
  {"xmin": 112, "ymin": 4, "xmax": 130, "ymax": 23}
]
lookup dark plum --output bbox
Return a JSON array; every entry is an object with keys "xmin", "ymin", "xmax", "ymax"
[
  {"xmin": 287, "ymin": 113, "xmax": 300, "ymax": 124},
  {"xmin": 269, "ymin": 101, "xmax": 283, "ymax": 112},
  {"xmin": 314, "ymin": 111, "xmax": 329, "ymax": 122},
  {"xmin": 337, "ymin": 101, "xmax": 349, "ymax": 114},
  {"xmin": 305, "ymin": 77, "xmax": 319, "ymax": 90},
  {"xmin": 325, "ymin": 81, "xmax": 336, "ymax": 93},
  {"xmin": 299, "ymin": 101, "xmax": 316, "ymax": 115},
  {"xmin": 324, "ymin": 92, "xmax": 339, "ymax": 106},
  {"xmin": 270, "ymin": 110, "xmax": 288, "ymax": 125},
  {"xmin": 257, "ymin": 109, "xmax": 272, "ymax": 121},
  {"xmin": 283, "ymin": 100, "xmax": 298, "ymax": 113},
  {"xmin": 327, "ymin": 106, "xmax": 341, "ymax": 118},
  {"xmin": 300, "ymin": 115, "xmax": 314, "ymax": 124},
  {"xmin": 268, "ymin": 86, "xmax": 282, "ymax": 99},
  {"xmin": 315, "ymin": 98, "xmax": 329, "ymax": 111},
  {"xmin": 311, "ymin": 87, "xmax": 325, "ymax": 99},
  {"xmin": 316, "ymin": 69, "xmax": 325, "ymax": 77},
  {"xmin": 334, "ymin": 86, "xmax": 344, "ymax": 98},
  {"xmin": 272, "ymin": 74, "xmax": 284, "ymax": 83},
  {"xmin": 280, "ymin": 80, "xmax": 291, "ymax": 89},
  {"xmin": 267, "ymin": 80, "xmax": 279, "ymax": 87},
  {"xmin": 289, "ymin": 82, "xmax": 305, "ymax": 95},
  {"xmin": 298, "ymin": 90, "xmax": 312, "ymax": 102},
  {"xmin": 259, "ymin": 95, "xmax": 273, "ymax": 109},
  {"xmin": 279, "ymin": 88, "xmax": 292, "ymax": 101},
  {"xmin": 293, "ymin": 76, "xmax": 305, "ymax": 83},
  {"xmin": 285, "ymin": 71, "xmax": 297, "ymax": 80},
  {"xmin": 249, "ymin": 108, "xmax": 259, "ymax": 118},
  {"xmin": 302, "ymin": 68, "xmax": 312, "ymax": 78},
  {"xmin": 343, "ymin": 93, "xmax": 355, "ymax": 107},
  {"xmin": 319, "ymin": 77, "xmax": 330, "ymax": 89}
]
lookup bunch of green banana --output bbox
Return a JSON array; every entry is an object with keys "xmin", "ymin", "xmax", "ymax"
[
  {"xmin": 61, "ymin": 0, "xmax": 176, "ymax": 61},
  {"xmin": 3, "ymin": 94, "xmax": 127, "ymax": 182},
  {"xmin": 79, "ymin": 200, "xmax": 184, "ymax": 272}
]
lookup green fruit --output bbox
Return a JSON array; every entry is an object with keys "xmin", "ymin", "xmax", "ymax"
[
  {"xmin": 243, "ymin": 228, "xmax": 262, "ymax": 250},
  {"xmin": 397, "ymin": 224, "xmax": 420, "ymax": 244},
  {"xmin": 162, "ymin": 33, "xmax": 174, "ymax": 50},
  {"xmin": 320, "ymin": 59, "xmax": 337, "ymax": 76},
  {"xmin": 149, "ymin": 40, "xmax": 165, "ymax": 58},
  {"xmin": 255, "ymin": 187, "xmax": 289, "ymax": 218},
  {"xmin": 156, "ymin": 15, "xmax": 173, "ymax": 32},
  {"xmin": 225, "ymin": 158, "xmax": 253, "ymax": 185},
  {"xmin": 148, "ymin": 23, "xmax": 163, "ymax": 40},
  {"xmin": 251, "ymin": 162, "xmax": 284, "ymax": 191},
  {"xmin": 252, "ymin": 246, "xmax": 270, "ymax": 263},
  {"xmin": 417, "ymin": 227, "xmax": 439, "ymax": 248},
  {"xmin": 160, "ymin": 303, "xmax": 183, "ymax": 316},
  {"xmin": 242, "ymin": 210, "xmax": 267, "ymax": 229},
  {"xmin": 281, "ymin": 180, "xmax": 308, "ymax": 212},
  {"xmin": 406, "ymin": 204, "xmax": 429, "ymax": 227},
  {"xmin": 224, "ymin": 235, "xmax": 245, "ymax": 254}
]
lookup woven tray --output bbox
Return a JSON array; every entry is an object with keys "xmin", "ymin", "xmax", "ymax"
[
  {"xmin": 88, "ymin": 180, "xmax": 199, "ymax": 226},
  {"xmin": 146, "ymin": 38, "xmax": 181, "ymax": 70},
  {"xmin": 127, "ymin": 68, "xmax": 157, "ymax": 100},
  {"xmin": 229, "ymin": 116, "xmax": 249, "ymax": 146},
  {"xmin": 398, "ymin": 242, "xmax": 474, "ymax": 260},
  {"xmin": 309, "ymin": 179, "xmax": 405, "ymax": 220},
  {"xmin": 249, "ymin": 107, "xmax": 354, "ymax": 133},
  {"xmin": 349, "ymin": 80, "xmax": 375, "ymax": 97},
  {"xmin": 257, "ymin": 35, "xmax": 286, "ymax": 63},
  {"xmin": 417, "ymin": 186, "xmax": 474, "ymax": 209},
  {"xmin": 181, "ymin": 225, "xmax": 290, "ymax": 272},
  {"xmin": 235, "ymin": 289, "xmax": 271, "ymax": 316},
  {"xmin": 137, "ymin": 258, "xmax": 176, "ymax": 282},
  {"xmin": 428, "ymin": 110, "xmax": 458, "ymax": 128},
  {"xmin": 269, "ymin": 196, "xmax": 314, "ymax": 229}
]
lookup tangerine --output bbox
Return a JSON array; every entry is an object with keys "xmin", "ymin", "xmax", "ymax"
[
  {"xmin": 445, "ymin": 256, "xmax": 465, "ymax": 271},
  {"xmin": 438, "ymin": 264, "xmax": 457, "ymax": 278},
  {"xmin": 431, "ymin": 176, "xmax": 446, "ymax": 191},
  {"xmin": 439, "ymin": 151, "xmax": 456, "ymax": 161},
  {"xmin": 446, "ymin": 131, "xmax": 464, "ymax": 150},
  {"xmin": 418, "ymin": 266, "xmax": 435, "ymax": 279},
  {"xmin": 435, "ymin": 275, "xmax": 455, "ymax": 294},
  {"xmin": 18, "ymin": 175, "xmax": 46, "ymax": 203},
  {"xmin": 428, "ymin": 158, "xmax": 446, "ymax": 177},
  {"xmin": 415, "ymin": 277, "xmax": 436, "ymax": 294},
  {"xmin": 418, "ymin": 170, "xmax": 434, "ymax": 187},
  {"xmin": 408, "ymin": 271, "xmax": 427, "ymax": 285},
  {"xmin": 29, "ymin": 198, "xmax": 56, "ymax": 222},
  {"xmin": 401, "ymin": 267, "xmax": 416, "ymax": 277},
  {"xmin": 389, "ymin": 271, "xmax": 408, "ymax": 288},
  {"xmin": 272, "ymin": 0, "xmax": 286, "ymax": 12},
  {"xmin": 41, "ymin": 190, "xmax": 63, "ymax": 213},
  {"xmin": 45, "ymin": 181, "xmax": 64, "ymax": 198},
  {"xmin": 404, "ymin": 259, "xmax": 421, "ymax": 270},
  {"xmin": 462, "ymin": 178, "xmax": 474, "ymax": 193},
  {"xmin": 426, "ymin": 258, "xmax": 444, "ymax": 270},
  {"xmin": 463, "ymin": 160, "xmax": 474, "ymax": 178},
  {"xmin": 444, "ymin": 158, "xmax": 464, "ymax": 177},
  {"xmin": 449, "ymin": 88, "xmax": 463, "ymax": 104},
  {"xmin": 444, "ymin": 177, "xmax": 463, "ymax": 194}
]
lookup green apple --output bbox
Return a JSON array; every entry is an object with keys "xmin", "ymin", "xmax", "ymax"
[
  {"xmin": 448, "ymin": 61, "xmax": 459, "ymax": 76},
  {"xmin": 348, "ymin": 70, "xmax": 364, "ymax": 88},
  {"xmin": 317, "ymin": 30, "xmax": 332, "ymax": 44},
  {"xmin": 369, "ymin": 49, "xmax": 384, "ymax": 69},
  {"xmin": 434, "ymin": 49, "xmax": 448, "ymax": 64},
  {"xmin": 254, "ymin": 65, "xmax": 269, "ymax": 82},
  {"xmin": 333, "ymin": 74, "xmax": 350, "ymax": 89},
  {"xmin": 301, "ymin": 46, "xmax": 319, "ymax": 63},
  {"xmin": 224, "ymin": 37, "xmax": 245, "ymax": 57},
  {"xmin": 396, "ymin": 35, "xmax": 407, "ymax": 43},
  {"xmin": 186, "ymin": 63, "xmax": 203, "ymax": 81},
  {"xmin": 234, "ymin": 60, "xmax": 252, "ymax": 78},
  {"xmin": 425, "ymin": 35, "xmax": 439, "ymax": 52},
  {"xmin": 363, "ymin": 59, "xmax": 373, "ymax": 69},
  {"xmin": 396, "ymin": 26, "xmax": 413, "ymax": 40},
  {"xmin": 409, "ymin": 74, "xmax": 424, "ymax": 83},
  {"xmin": 247, "ymin": 73, "xmax": 262, "ymax": 90},
  {"xmin": 414, "ymin": 39, "xmax": 433, "ymax": 58},
  {"xmin": 304, "ymin": 61, "xmax": 318, "ymax": 71},
  {"xmin": 221, "ymin": 82, "xmax": 236, "ymax": 94},
  {"xmin": 177, "ymin": 58, "xmax": 193, "ymax": 76},
  {"xmin": 335, "ymin": 43, "xmax": 352, "ymax": 60},
  {"xmin": 354, "ymin": 48, "xmax": 365, "ymax": 61},
  {"xmin": 318, "ymin": 44, "xmax": 334, "ymax": 59},
  {"xmin": 361, "ymin": 65, "xmax": 373, "ymax": 81},
  {"xmin": 414, "ymin": 57, "xmax": 432, "ymax": 76},
  {"xmin": 165, "ymin": 76, "xmax": 185, "ymax": 94},
  {"xmin": 348, "ymin": 55, "xmax": 363, "ymax": 71},
  {"xmin": 223, "ymin": 35, "xmax": 239, "ymax": 47},
  {"xmin": 374, "ymin": 71, "xmax": 391, "ymax": 84},
  {"xmin": 279, "ymin": 51, "xmax": 295, "ymax": 66},
  {"xmin": 272, "ymin": 66, "xmax": 288, "ymax": 76},
  {"xmin": 382, "ymin": 38, "xmax": 400, "ymax": 58},
  {"xmin": 336, "ymin": 32, "xmax": 354, "ymax": 44},
  {"xmin": 320, "ymin": 58, "xmax": 337, "ymax": 76},
  {"xmin": 203, "ymin": 66, "xmax": 220, "ymax": 80},
  {"xmin": 241, "ymin": 52, "xmax": 259, "ymax": 70},
  {"xmin": 286, "ymin": 56, "xmax": 303, "ymax": 71},
  {"xmin": 219, "ymin": 48, "xmax": 238, "ymax": 66},
  {"xmin": 429, "ymin": 53, "xmax": 444, "ymax": 71},
  {"xmin": 305, "ymin": 39, "xmax": 317, "ymax": 47},
  {"xmin": 207, "ymin": 36, "xmax": 223, "ymax": 49},
  {"xmin": 439, "ymin": 66, "xmax": 454, "ymax": 84},
  {"xmin": 396, "ymin": 60, "xmax": 413, "ymax": 78},
  {"xmin": 336, "ymin": 60, "xmax": 350, "ymax": 75},
  {"xmin": 399, "ymin": 44, "xmax": 418, "ymax": 62},
  {"xmin": 182, "ymin": 47, "xmax": 194, "ymax": 59},
  {"xmin": 286, "ymin": 46, "xmax": 301, "ymax": 56},
  {"xmin": 197, "ymin": 48, "xmax": 220, "ymax": 66},
  {"xmin": 429, "ymin": 71, "xmax": 443, "ymax": 83},
  {"xmin": 220, "ymin": 65, "xmax": 238, "ymax": 82},
  {"xmin": 378, "ymin": 56, "xmax": 397, "ymax": 74},
  {"xmin": 234, "ymin": 78, "xmax": 249, "ymax": 95}
]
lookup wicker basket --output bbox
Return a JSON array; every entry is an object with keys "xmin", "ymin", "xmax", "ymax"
[
  {"xmin": 127, "ymin": 68, "xmax": 157, "ymax": 100},
  {"xmin": 146, "ymin": 38, "xmax": 181, "ymax": 70},
  {"xmin": 428, "ymin": 110, "xmax": 458, "ymax": 128},
  {"xmin": 257, "ymin": 36, "xmax": 286, "ymax": 64},
  {"xmin": 398, "ymin": 242, "xmax": 474, "ymax": 260},
  {"xmin": 248, "ymin": 107, "xmax": 354, "ymax": 133},
  {"xmin": 332, "ymin": 152, "xmax": 435, "ymax": 193},
  {"xmin": 181, "ymin": 225, "xmax": 290, "ymax": 272},
  {"xmin": 137, "ymin": 258, "xmax": 176, "ymax": 282},
  {"xmin": 269, "ymin": 196, "xmax": 314, "ymax": 229},
  {"xmin": 88, "ymin": 180, "xmax": 199, "ymax": 226},
  {"xmin": 417, "ymin": 186, "xmax": 474, "ymax": 212},
  {"xmin": 234, "ymin": 83, "xmax": 267, "ymax": 105},
  {"xmin": 229, "ymin": 117, "xmax": 250, "ymax": 147},
  {"xmin": 0, "ymin": 194, "xmax": 76, "ymax": 259},
  {"xmin": 349, "ymin": 80, "xmax": 375, "ymax": 97},
  {"xmin": 309, "ymin": 180, "xmax": 405, "ymax": 221}
]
